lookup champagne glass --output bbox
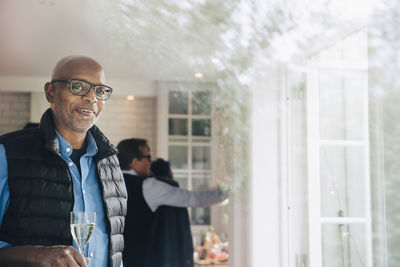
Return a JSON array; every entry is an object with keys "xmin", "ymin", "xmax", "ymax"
[{"xmin": 70, "ymin": 211, "xmax": 96, "ymax": 255}]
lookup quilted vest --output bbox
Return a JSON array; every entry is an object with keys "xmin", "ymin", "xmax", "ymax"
[{"xmin": 0, "ymin": 109, "xmax": 127, "ymax": 267}]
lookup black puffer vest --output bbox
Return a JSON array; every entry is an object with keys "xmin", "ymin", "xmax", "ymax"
[{"xmin": 0, "ymin": 109, "xmax": 127, "ymax": 267}]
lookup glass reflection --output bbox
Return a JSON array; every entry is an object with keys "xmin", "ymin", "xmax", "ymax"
[{"xmin": 192, "ymin": 91, "xmax": 211, "ymax": 115}]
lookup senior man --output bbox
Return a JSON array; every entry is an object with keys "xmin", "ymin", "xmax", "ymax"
[{"xmin": 0, "ymin": 55, "xmax": 127, "ymax": 267}]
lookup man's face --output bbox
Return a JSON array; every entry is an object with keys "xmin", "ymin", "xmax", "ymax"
[
  {"xmin": 47, "ymin": 62, "xmax": 106, "ymax": 133},
  {"xmin": 132, "ymin": 146, "xmax": 151, "ymax": 177}
]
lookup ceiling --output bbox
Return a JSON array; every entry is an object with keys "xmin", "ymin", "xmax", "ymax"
[
  {"xmin": 0, "ymin": 0, "xmax": 374, "ymax": 89},
  {"xmin": 0, "ymin": 0, "xmax": 224, "ymax": 82}
]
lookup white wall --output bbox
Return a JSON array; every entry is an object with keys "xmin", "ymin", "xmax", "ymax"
[
  {"xmin": 0, "ymin": 92, "xmax": 31, "ymax": 135},
  {"xmin": 96, "ymin": 96, "xmax": 157, "ymax": 152},
  {"xmin": 251, "ymin": 62, "xmax": 282, "ymax": 267}
]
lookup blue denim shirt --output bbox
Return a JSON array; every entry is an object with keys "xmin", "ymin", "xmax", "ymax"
[{"xmin": 0, "ymin": 131, "xmax": 113, "ymax": 267}]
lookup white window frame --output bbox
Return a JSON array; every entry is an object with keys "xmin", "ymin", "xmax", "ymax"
[
  {"xmin": 156, "ymin": 81, "xmax": 216, "ymax": 228},
  {"xmin": 306, "ymin": 29, "xmax": 372, "ymax": 267}
]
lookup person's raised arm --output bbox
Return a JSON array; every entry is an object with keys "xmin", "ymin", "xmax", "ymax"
[{"xmin": 143, "ymin": 178, "xmax": 228, "ymax": 212}]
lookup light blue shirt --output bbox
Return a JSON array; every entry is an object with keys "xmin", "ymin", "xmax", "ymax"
[{"xmin": 0, "ymin": 131, "xmax": 113, "ymax": 267}]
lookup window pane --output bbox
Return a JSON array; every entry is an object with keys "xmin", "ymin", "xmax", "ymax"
[
  {"xmin": 320, "ymin": 146, "xmax": 365, "ymax": 217},
  {"xmin": 192, "ymin": 91, "xmax": 211, "ymax": 115},
  {"xmin": 192, "ymin": 146, "xmax": 211, "ymax": 170},
  {"xmin": 322, "ymin": 224, "xmax": 366, "ymax": 267},
  {"xmin": 319, "ymin": 70, "xmax": 365, "ymax": 140},
  {"xmin": 169, "ymin": 146, "xmax": 188, "ymax": 169},
  {"xmin": 192, "ymin": 119, "xmax": 211, "ymax": 136},
  {"xmin": 169, "ymin": 118, "xmax": 188, "ymax": 135},
  {"xmin": 169, "ymin": 91, "xmax": 188, "ymax": 114},
  {"xmin": 173, "ymin": 172, "xmax": 188, "ymax": 189},
  {"xmin": 191, "ymin": 174, "xmax": 211, "ymax": 225}
]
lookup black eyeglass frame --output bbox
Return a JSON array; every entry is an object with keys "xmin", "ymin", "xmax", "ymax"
[
  {"xmin": 133, "ymin": 155, "xmax": 152, "ymax": 161},
  {"xmin": 51, "ymin": 79, "xmax": 113, "ymax": 101}
]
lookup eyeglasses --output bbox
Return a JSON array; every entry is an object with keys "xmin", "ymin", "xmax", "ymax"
[
  {"xmin": 51, "ymin": 79, "xmax": 113, "ymax": 101},
  {"xmin": 134, "ymin": 155, "xmax": 152, "ymax": 161}
]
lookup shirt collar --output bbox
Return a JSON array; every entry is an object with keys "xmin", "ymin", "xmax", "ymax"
[
  {"xmin": 55, "ymin": 130, "xmax": 98, "ymax": 158},
  {"xmin": 122, "ymin": 169, "xmax": 138, "ymax": 176}
]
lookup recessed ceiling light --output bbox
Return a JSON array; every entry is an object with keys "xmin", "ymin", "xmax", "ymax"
[
  {"xmin": 126, "ymin": 95, "xmax": 135, "ymax": 101},
  {"xmin": 194, "ymin": 73, "xmax": 203, "ymax": 79}
]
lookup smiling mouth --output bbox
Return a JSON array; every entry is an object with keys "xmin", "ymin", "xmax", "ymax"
[{"xmin": 76, "ymin": 108, "xmax": 95, "ymax": 116}]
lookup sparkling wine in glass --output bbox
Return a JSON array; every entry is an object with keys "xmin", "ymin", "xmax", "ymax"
[{"xmin": 70, "ymin": 211, "xmax": 96, "ymax": 255}]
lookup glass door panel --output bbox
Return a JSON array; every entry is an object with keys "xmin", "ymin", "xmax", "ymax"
[
  {"xmin": 319, "ymin": 70, "xmax": 365, "ymax": 141},
  {"xmin": 320, "ymin": 146, "xmax": 366, "ymax": 217},
  {"xmin": 322, "ymin": 224, "xmax": 367, "ymax": 267}
]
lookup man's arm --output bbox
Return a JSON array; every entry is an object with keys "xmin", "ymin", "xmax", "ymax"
[
  {"xmin": 0, "ymin": 144, "xmax": 10, "ymax": 248},
  {"xmin": 143, "ymin": 178, "xmax": 228, "ymax": 212}
]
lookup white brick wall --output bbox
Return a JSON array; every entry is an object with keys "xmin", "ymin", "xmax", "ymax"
[
  {"xmin": 0, "ymin": 92, "xmax": 31, "ymax": 135},
  {"xmin": 95, "ymin": 96, "xmax": 158, "ymax": 156}
]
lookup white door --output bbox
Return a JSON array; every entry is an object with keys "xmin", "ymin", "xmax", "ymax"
[{"xmin": 307, "ymin": 29, "xmax": 372, "ymax": 267}]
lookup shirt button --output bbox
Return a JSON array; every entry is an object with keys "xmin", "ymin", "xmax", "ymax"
[
  {"xmin": 90, "ymin": 252, "xmax": 94, "ymax": 257},
  {"xmin": 66, "ymin": 147, "xmax": 71, "ymax": 152},
  {"xmin": 68, "ymin": 162, "xmax": 73, "ymax": 167},
  {"xmin": 83, "ymin": 190, "xmax": 86, "ymax": 195}
]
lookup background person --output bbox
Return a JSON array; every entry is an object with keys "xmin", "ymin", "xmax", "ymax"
[
  {"xmin": 150, "ymin": 158, "xmax": 173, "ymax": 181},
  {"xmin": 149, "ymin": 158, "xmax": 196, "ymax": 267},
  {"xmin": 117, "ymin": 138, "xmax": 228, "ymax": 267}
]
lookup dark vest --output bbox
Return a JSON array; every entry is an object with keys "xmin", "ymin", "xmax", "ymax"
[
  {"xmin": 0, "ymin": 109, "xmax": 127, "ymax": 267},
  {"xmin": 149, "ymin": 177, "xmax": 194, "ymax": 267},
  {"xmin": 123, "ymin": 173, "xmax": 154, "ymax": 267},
  {"xmin": 123, "ymin": 174, "xmax": 194, "ymax": 267}
]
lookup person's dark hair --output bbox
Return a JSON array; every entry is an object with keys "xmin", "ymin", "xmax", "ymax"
[
  {"xmin": 117, "ymin": 138, "xmax": 149, "ymax": 170},
  {"xmin": 23, "ymin": 122, "xmax": 39, "ymax": 129},
  {"xmin": 150, "ymin": 158, "xmax": 173, "ymax": 179}
]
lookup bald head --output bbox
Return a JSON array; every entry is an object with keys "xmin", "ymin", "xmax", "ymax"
[
  {"xmin": 44, "ymin": 55, "xmax": 108, "ymax": 143},
  {"xmin": 51, "ymin": 55, "xmax": 105, "ymax": 82}
]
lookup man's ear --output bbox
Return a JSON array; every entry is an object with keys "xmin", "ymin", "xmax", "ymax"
[
  {"xmin": 44, "ymin": 82, "xmax": 55, "ymax": 103},
  {"xmin": 130, "ymin": 158, "xmax": 137, "ymax": 170}
]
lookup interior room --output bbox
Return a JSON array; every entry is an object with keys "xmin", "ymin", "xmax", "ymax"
[{"xmin": 0, "ymin": 0, "xmax": 398, "ymax": 266}]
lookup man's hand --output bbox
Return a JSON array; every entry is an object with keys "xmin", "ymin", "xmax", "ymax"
[{"xmin": 0, "ymin": 245, "xmax": 90, "ymax": 267}]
